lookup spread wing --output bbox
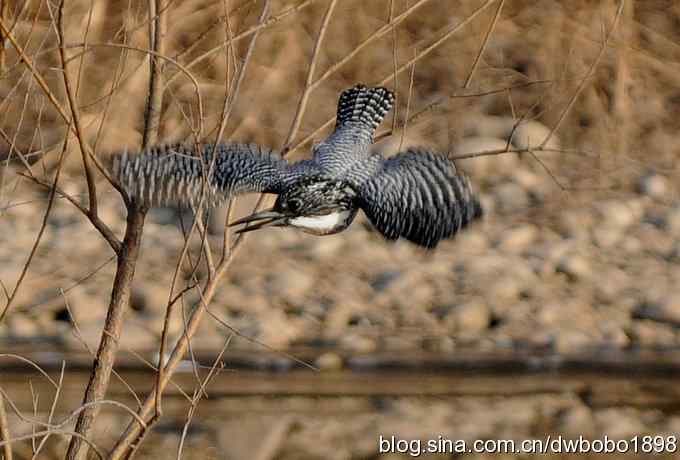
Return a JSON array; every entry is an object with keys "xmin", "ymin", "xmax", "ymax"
[
  {"xmin": 357, "ymin": 148, "xmax": 482, "ymax": 248},
  {"xmin": 112, "ymin": 143, "xmax": 312, "ymax": 206}
]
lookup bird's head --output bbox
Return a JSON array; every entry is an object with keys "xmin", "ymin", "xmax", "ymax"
[{"xmin": 229, "ymin": 179, "xmax": 358, "ymax": 236}]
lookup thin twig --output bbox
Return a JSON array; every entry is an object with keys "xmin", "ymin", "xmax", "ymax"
[
  {"xmin": 398, "ymin": 49, "xmax": 416, "ymax": 153},
  {"xmin": 62, "ymin": 290, "xmax": 143, "ymax": 409},
  {"xmin": 56, "ymin": 0, "xmax": 99, "ymax": 216},
  {"xmin": 164, "ymin": 0, "xmax": 317, "ymax": 87},
  {"xmin": 463, "ymin": 0, "xmax": 505, "ymax": 88},
  {"xmin": 0, "ymin": 0, "xmax": 7, "ymax": 73},
  {"xmin": 18, "ymin": 173, "xmax": 122, "ymax": 253},
  {"xmin": 203, "ymin": 304, "xmax": 317, "ymax": 371},
  {"xmin": 214, "ymin": 0, "xmax": 238, "ymax": 143},
  {"xmin": 109, "ymin": 4, "xmax": 273, "ymax": 458},
  {"xmin": 289, "ymin": 0, "xmax": 497, "ymax": 153},
  {"xmin": 283, "ymin": 0, "xmax": 338, "ymax": 150},
  {"xmin": 388, "ymin": 0, "xmax": 399, "ymax": 135},
  {"xmin": 0, "ymin": 355, "xmax": 58, "ymax": 388},
  {"xmin": 65, "ymin": 42, "xmax": 205, "ymax": 149},
  {"xmin": 175, "ymin": 336, "xmax": 231, "ymax": 460},
  {"xmin": 31, "ymin": 361, "xmax": 65, "ymax": 459},
  {"xmin": 540, "ymin": 0, "xmax": 625, "ymax": 149},
  {"xmin": 0, "ymin": 17, "xmax": 71, "ymax": 129},
  {"xmin": 309, "ymin": 0, "xmax": 433, "ymax": 91},
  {"xmin": 0, "ymin": 390, "xmax": 12, "ymax": 460},
  {"xmin": 0, "ymin": 137, "xmax": 68, "ymax": 323},
  {"xmin": 0, "ymin": 431, "xmax": 104, "ymax": 460}
]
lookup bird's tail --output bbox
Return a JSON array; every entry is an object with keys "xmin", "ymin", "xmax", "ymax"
[{"xmin": 335, "ymin": 84, "xmax": 395, "ymax": 134}]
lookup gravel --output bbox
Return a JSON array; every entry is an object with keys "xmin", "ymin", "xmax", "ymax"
[{"xmin": 1, "ymin": 143, "xmax": 680, "ymax": 354}]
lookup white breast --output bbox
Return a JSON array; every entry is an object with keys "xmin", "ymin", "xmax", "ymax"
[
  {"xmin": 289, "ymin": 210, "xmax": 352, "ymax": 235},
  {"xmin": 290, "ymin": 211, "xmax": 348, "ymax": 230}
]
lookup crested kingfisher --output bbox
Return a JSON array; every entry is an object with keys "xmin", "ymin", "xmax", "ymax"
[{"xmin": 114, "ymin": 85, "xmax": 482, "ymax": 248}]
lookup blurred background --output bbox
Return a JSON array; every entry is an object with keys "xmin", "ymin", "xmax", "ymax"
[{"xmin": 1, "ymin": 0, "xmax": 680, "ymax": 458}]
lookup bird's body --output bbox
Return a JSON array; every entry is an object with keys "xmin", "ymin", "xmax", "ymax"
[{"xmin": 113, "ymin": 85, "xmax": 482, "ymax": 248}]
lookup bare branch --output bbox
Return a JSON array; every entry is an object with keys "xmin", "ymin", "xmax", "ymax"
[
  {"xmin": 540, "ymin": 0, "xmax": 625, "ymax": 149},
  {"xmin": 463, "ymin": 0, "xmax": 505, "ymax": 88},
  {"xmin": 289, "ymin": 0, "xmax": 497, "ymax": 153},
  {"xmin": 55, "ymin": 0, "xmax": 99, "ymax": 216},
  {"xmin": 19, "ymin": 172, "xmax": 122, "ymax": 253},
  {"xmin": 142, "ymin": 0, "xmax": 168, "ymax": 148},
  {"xmin": 0, "ymin": 391, "xmax": 12, "ymax": 460},
  {"xmin": 175, "ymin": 336, "xmax": 231, "ymax": 460},
  {"xmin": 109, "ymin": 3, "xmax": 274, "ymax": 457},
  {"xmin": 65, "ymin": 203, "xmax": 147, "ymax": 460},
  {"xmin": 283, "ymin": 0, "xmax": 338, "ymax": 150},
  {"xmin": 309, "ymin": 0, "xmax": 433, "ymax": 91},
  {"xmin": 0, "ymin": 0, "xmax": 7, "ymax": 73},
  {"xmin": 164, "ymin": 0, "xmax": 318, "ymax": 87},
  {"xmin": 0, "ymin": 138, "xmax": 68, "ymax": 323}
]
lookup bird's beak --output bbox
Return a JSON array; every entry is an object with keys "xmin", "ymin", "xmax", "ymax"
[{"xmin": 228, "ymin": 208, "xmax": 289, "ymax": 234}]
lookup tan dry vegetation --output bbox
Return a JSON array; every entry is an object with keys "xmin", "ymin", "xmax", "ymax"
[{"xmin": 2, "ymin": 0, "xmax": 680, "ymax": 458}]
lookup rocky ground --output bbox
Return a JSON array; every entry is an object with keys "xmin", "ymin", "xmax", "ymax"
[{"xmin": 1, "ymin": 115, "xmax": 679, "ymax": 357}]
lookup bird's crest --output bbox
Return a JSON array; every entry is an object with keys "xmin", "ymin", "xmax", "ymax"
[{"xmin": 335, "ymin": 84, "xmax": 395, "ymax": 134}]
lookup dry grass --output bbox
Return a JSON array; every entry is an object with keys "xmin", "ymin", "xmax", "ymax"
[{"xmin": 1, "ymin": 0, "xmax": 679, "ymax": 457}]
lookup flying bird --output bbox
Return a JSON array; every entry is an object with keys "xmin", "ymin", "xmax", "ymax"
[{"xmin": 113, "ymin": 85, "xmax": 482, "ymax": 248}]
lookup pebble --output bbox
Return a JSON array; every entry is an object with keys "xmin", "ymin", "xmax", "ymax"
[
  {"xmin": 511, "ymin": 168, "xmax": 550, "ymax": 202},
  {"xmin": 637, "ymin": 173, "xmax": 670, "ymax": 200},
  {"xmin": 267, "ymin": 269, "xmax": 315, "ymax": 303},
  {"xmin": 315, "ymin": 352, "xmax": 343, "ymax": 371},
  {"xmin": 591, "ymin": 226, "xmax": 622, "ymax": 249},
  {"xmin": 553, "ymin": 329, "xmax": 595, "ymax": 353},
  {"xmin": 594, "ymin": 268, "xmax": 629, "ymax": 304},
  {"xmin": 448, "ymin": 300, "xmax": 491, "ymax": 335},
  {"xmin": 628, "ymin": 321, "xmax": 677, "ymax": 347},
  {"xmin": 7, "ymin": 315, "xmax": 40, "ymax": 338},
  {"xmin": 594, "ymin": 408, "xmax": 648, "ymax": 438},
  {"xmin": 557, "ymin": 209, "xmax": 593, "ymax": 240},
  {"xmin": 118, "ymin": 321, "xmax": 158, "ymax": 350},
  {"xmin": 557, "ymin": 404, "xmax": 595, "ymax": 437},
  {"xmin": 556, "ymin": 254, "xmax": 592, "ymax": 281},
  {"xmin": 496, "ymin": 225, "xmax": 538, "ymax": 253},
  {"xmin": 486, "ymin": 276, "xmax": 522, "ymax": 304},
  {"xmin": 633, "ymin": 297, "xmax": 680, "ymax": 327},
  {"xmin": 595, "ymin": 200, "xmax": 638, "ymax": 230},
  {"xmin": 664, "ymin": 206, "xmax": 680, "ymax": 233},
  {"xmin": 130, "ymin": 284, "xmax": 170, "ymax": 316},
  {"xmin": 510, "ymin": 119, "xmax": 560, "ymax": 151},
  {"xmin": 340, "ymin": 333, "xmax": 377, "ymax": 353},
  {"xmin": 494, "ymin": 182, "xmax": 530, "ymax": 213}
]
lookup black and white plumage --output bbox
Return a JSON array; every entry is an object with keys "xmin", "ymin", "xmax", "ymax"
[{"xmin": 113, "ymin": 84, "xmax": 482, "ymax": 248}]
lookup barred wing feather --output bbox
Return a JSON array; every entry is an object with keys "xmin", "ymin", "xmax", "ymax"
[
  {"xmin": 358, "ymin": 149, "xmax": 482, "ymax": 248},
  {"xmin": 112, "ymin": 143, "xmax": 297, "ymax": 206}
]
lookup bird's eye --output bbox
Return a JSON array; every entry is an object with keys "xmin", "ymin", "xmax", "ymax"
[{"xmin": 288, "ymin": 199, "xmax": 302, "ymax": 213}]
